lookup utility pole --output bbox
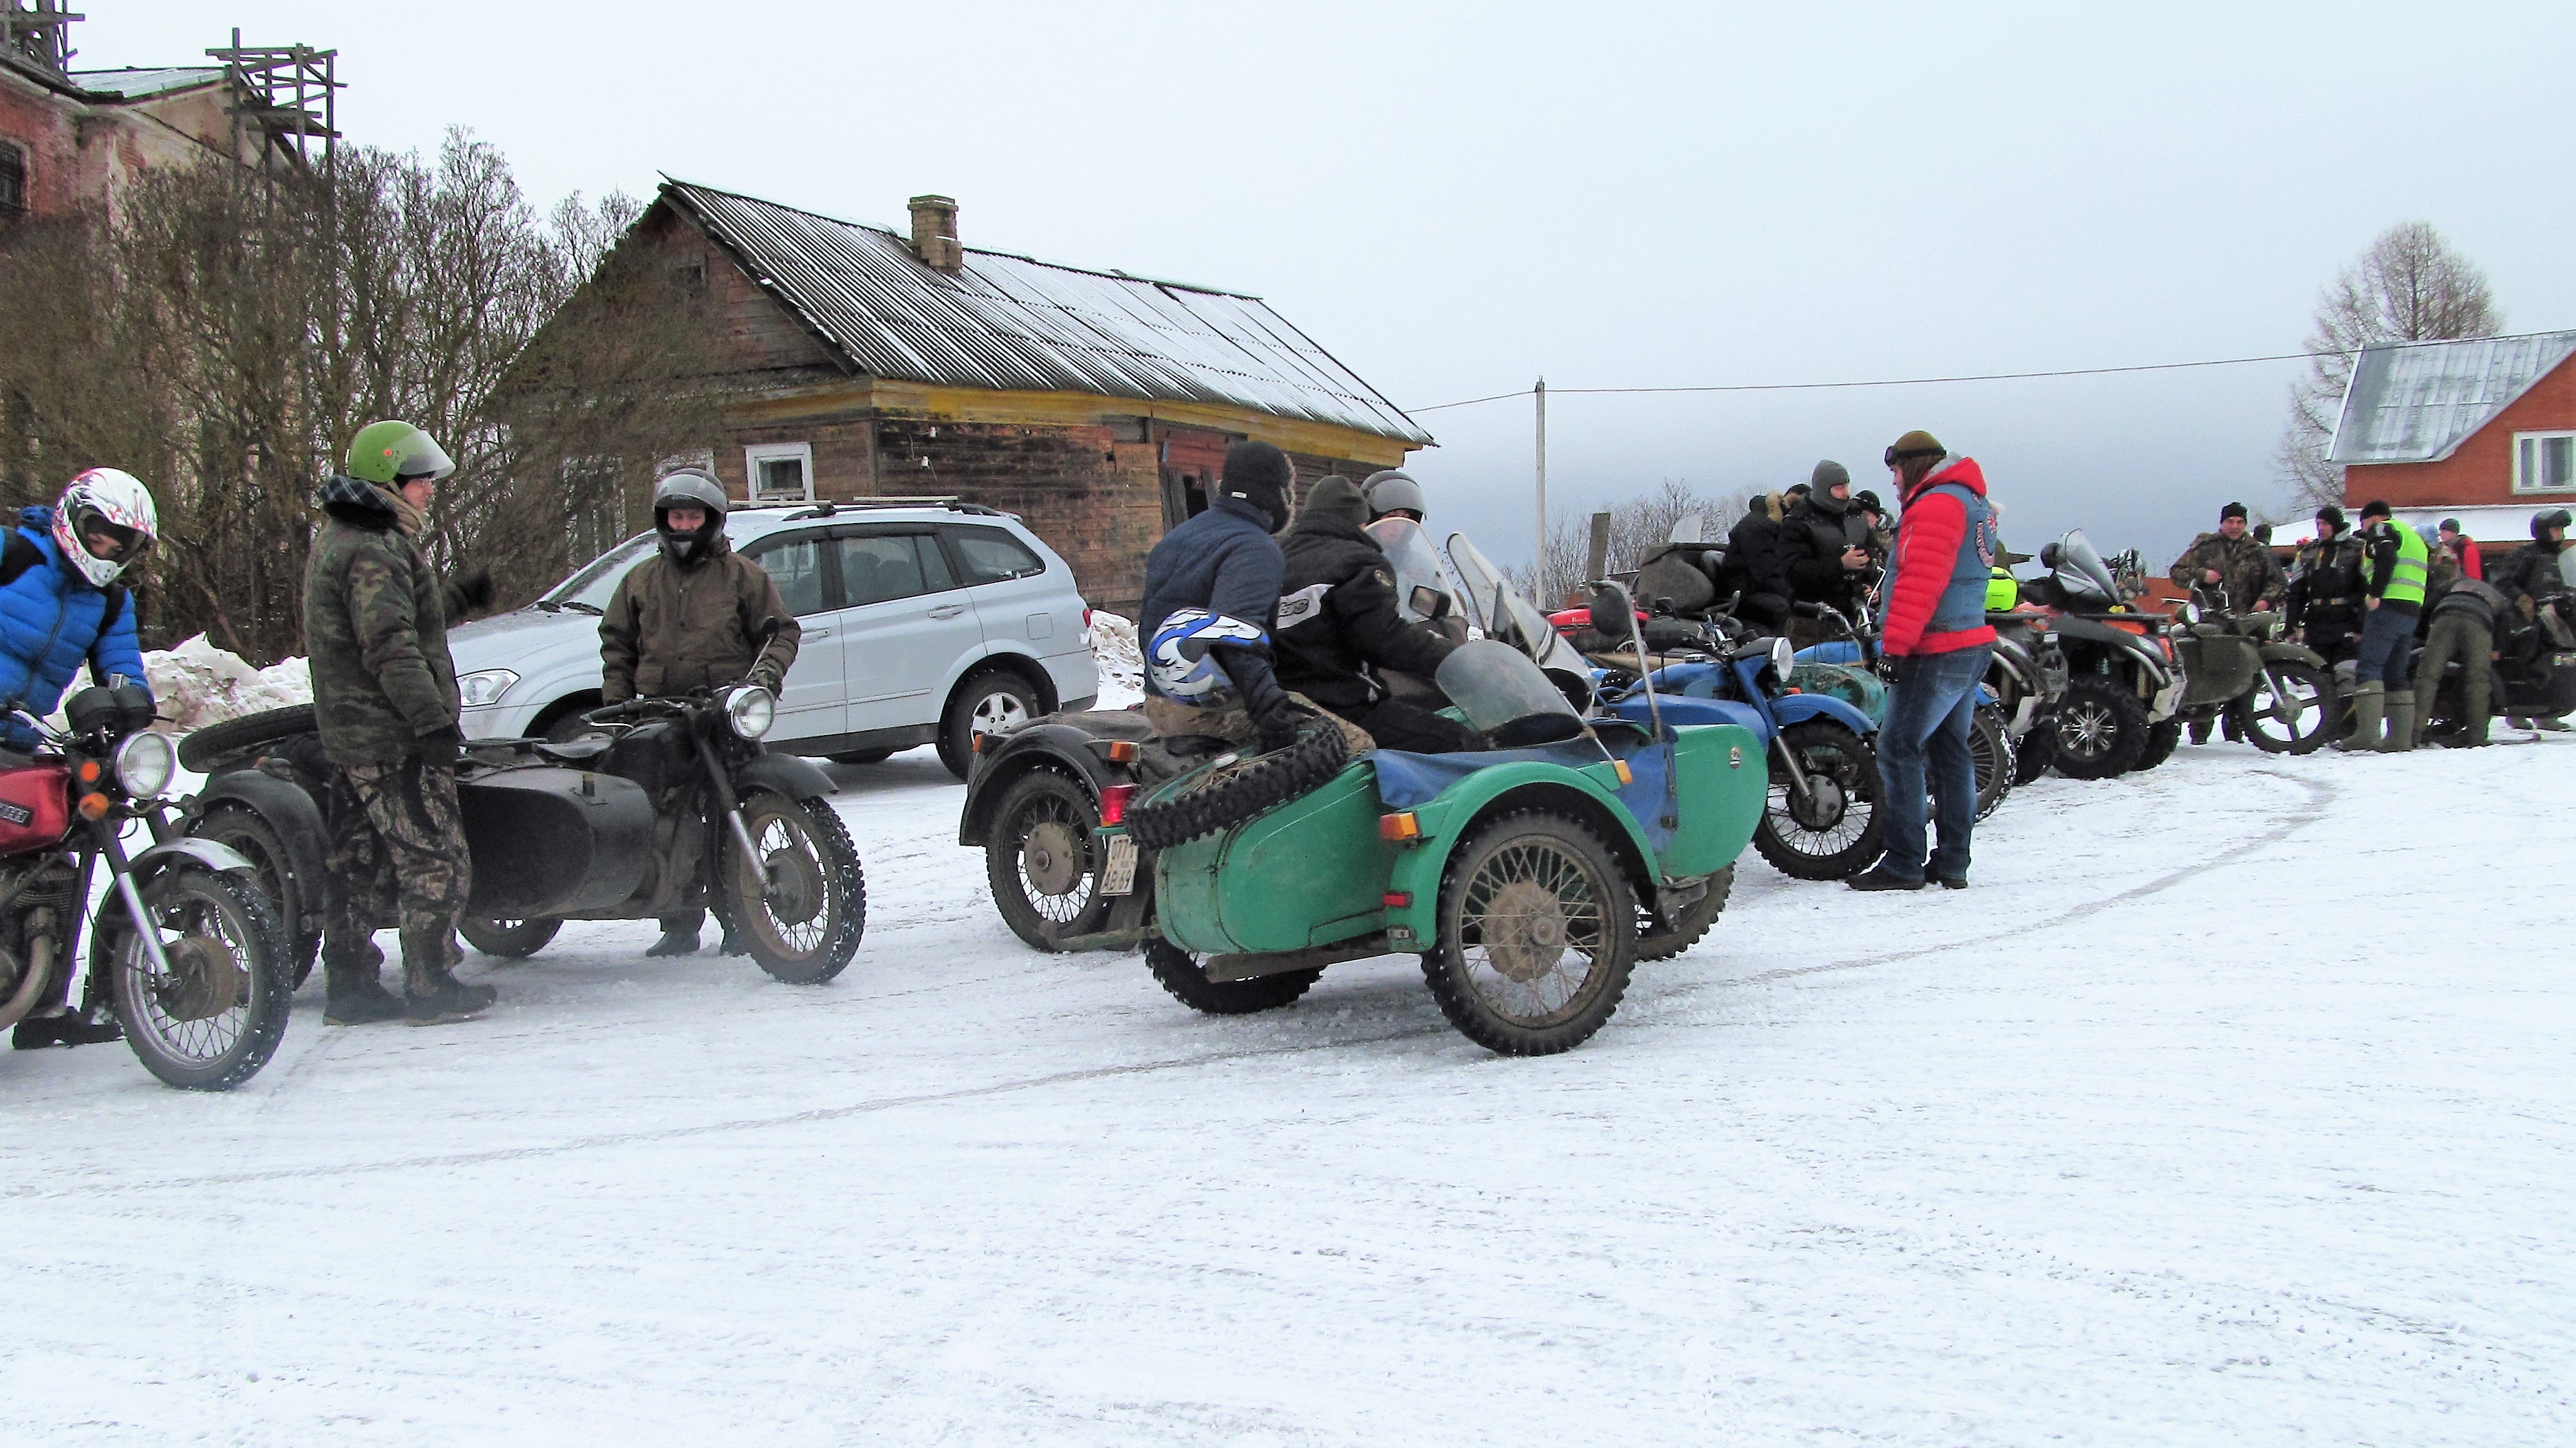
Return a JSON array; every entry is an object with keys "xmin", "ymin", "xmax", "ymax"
[{"xmin": 1533, "ymin": 376, "xmax": 1548, "ymax": 595}]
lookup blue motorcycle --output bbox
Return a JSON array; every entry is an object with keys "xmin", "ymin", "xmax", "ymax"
[
  {"xmin": 1790, "ymin": 602, "xmax": 2018, "ymax": 822},
  {"xmin": 1587, "ymin": 604, "xmax": 1885, "ymax": 882}
]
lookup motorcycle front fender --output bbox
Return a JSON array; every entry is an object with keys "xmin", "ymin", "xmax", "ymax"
[
  {"xmin": 127, "ymin": 835, "xmax": 260, "ymax": 886},
  {"xmin": 1769, "ymin": 692, "xmax": 1876, "ymax": 738},
  {"xmin": 735, "ymin": 750, "xmax": 836, "ymax": 802},
  {"xmin": 186, "ymin": 767, "xmax": 328, "ymax": 888},
  {"xmin": 2259, "ymin": 641, "xmax": 2328, "ymax": 670}
]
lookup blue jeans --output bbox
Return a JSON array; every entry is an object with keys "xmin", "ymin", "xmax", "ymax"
[
  {"xmin": 2352, "ymin": 603, "xmax": 2416, "ymax": 688},
  {"xmin": 1874, "ymin": 646, "xmax": 1990, "ymax": 883}
]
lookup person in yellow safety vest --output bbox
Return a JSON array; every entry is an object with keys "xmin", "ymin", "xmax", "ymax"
[{"xmin": 2337, "ymin": 498, "xmax": 2429, "ymax": 752}]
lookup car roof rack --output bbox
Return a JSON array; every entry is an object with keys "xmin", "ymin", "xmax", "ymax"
[{"xmin": 763, "ymin": 496, "xmax": 1007, "ymax": 522}]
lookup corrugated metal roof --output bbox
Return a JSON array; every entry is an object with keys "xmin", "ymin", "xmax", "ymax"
[
  {"xmin": 662, "ymin": 179, "xmax": 1431, "ymax": 447},
  {"xmin": 65, "ymin": 66, "xmax": 228, "ymax": 98},
  {"xmin": 2329, "ymin": 330, "xmax": 2576, "ymax": 465}
]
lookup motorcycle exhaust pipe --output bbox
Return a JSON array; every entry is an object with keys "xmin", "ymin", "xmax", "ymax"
[{"xmin": 0, "ymin": 934, "xmax": 58, "ymax": 1034}]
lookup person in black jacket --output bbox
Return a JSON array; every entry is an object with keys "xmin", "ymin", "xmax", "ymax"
[
  {"xmin": 1274, "ymin": 476, "xmax": 1481, "ymax": 753},
  {"xmin": 1779, "ymin": 460, "xmax": 1874, "ymax": 626},
  {"xmin": 1726, "ymin": 492, "xmax": 1792, "ymax": 632}
]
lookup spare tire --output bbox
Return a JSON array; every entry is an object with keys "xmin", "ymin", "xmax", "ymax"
[
  {"xmin": 178, "ymin": 703, "xmax": 318, "ymax": 773},
  {"xmin": 1126, "ymin": 718, "xmax": 1350, "ymax": 851}
]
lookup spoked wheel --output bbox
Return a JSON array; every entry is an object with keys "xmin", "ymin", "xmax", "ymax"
[
  {"xmin": 2051, "ymin": 676, "xmax": 2149, "ymax": 778},
  {"xmin": 1421, "ymin": 809, "xmax": 1637, "ymax": 1056},
  {"xmin": 1145, "ymin": 939, "xmax": 1320, "ymax": 1014},
  {"xmin": 107, "ymin": 866, "xmax": 291, "ymax": 1091},
  {"xmin": 723, "ymin": 791, "xmax": 866, "ymax": 984},
  {"xmin": 1752, "ymin": 719, "xmax": 1884, "ymax": 881},
  {"xmin": 1969, "ymin": 704, "xmax": 2015, "ymax": 821},
  {"xmin": 1636, "ymin": 865, "xmax": 1732, "ymax": 963},
  {"xmin": 460, "ymin": 917, "xmax": 564, "ymax": 958},
  {"xmin": 2229, "ymin": 661, "xmax": 2332, "ymax": 755},
  {"xmin": 189, "ymin": 803, "xmax": 320, "ymax": 989},
  {"xmin": 985, "ymin": 769, "xmax": 1110, "ymax": 950}
]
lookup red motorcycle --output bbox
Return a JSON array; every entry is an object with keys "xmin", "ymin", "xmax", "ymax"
[{"xmin": 0, "ymin": 682, "xmax": 291, "ymax": 1090}]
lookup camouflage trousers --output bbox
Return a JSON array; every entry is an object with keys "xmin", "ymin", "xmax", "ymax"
[
  {"xmin": 1142, "ymin": 693, "xmax": 1375, "ymax": 756},
  {"xmin": 321, "ymin": 755, "xmax": 472, "ymax": 994}
]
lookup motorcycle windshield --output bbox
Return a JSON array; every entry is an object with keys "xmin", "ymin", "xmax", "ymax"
[
  {"xmin": 1366, "ymin": 517, "xmax": 1466, "ymax": 624},
  {"xmin": 2050, "ymin": 530, "xmax": 2121, "ymax": 604},
  {"xmin": 1445, "ymin": 531, "xmax": 1589, "ymax": 675},
  {"xmin": 1668, "ymin": 512, "xmax": 1706, "ymax": 546}
]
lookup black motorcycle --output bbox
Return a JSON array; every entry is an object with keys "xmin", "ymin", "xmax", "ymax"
[
  {"xmin": 6, "ymin": 683, "xmax": 292, "ymax": 1089},
  {"xmin": 2019, "ymin": 532, "xmax": 2188, "ymax": 778},
  {"xmin": 2419, "ymin": 593, "xmax": 2576, "ymax": 743},
  {"xmin": 177, "ymin": 685, "xmax": 866, "ymax": 986},
  {"xmin": 1984, "ymin": 609, "xmax": 2068, "ymax": 785}
]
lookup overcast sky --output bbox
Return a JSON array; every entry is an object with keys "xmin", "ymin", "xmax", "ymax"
[{"xmin": 80, "ymin": 1, "xmax": 2576, "ymax": 566}]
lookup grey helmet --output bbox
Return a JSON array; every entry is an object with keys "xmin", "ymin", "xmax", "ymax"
[
  {"xmin": 1363, "ymin": 468, "xmax": 1426, "ymax": 522},
  {"xmin": 654, "ymin": 468, "xmax": 729, "ymax": 564}
]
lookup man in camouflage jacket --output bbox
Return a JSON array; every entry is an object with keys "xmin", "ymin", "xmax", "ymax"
[
  {"xmin": 2169, "ymin": 501, "xmax": 2285, "ymax": 614},
  {"xmin": 302, "ymin": 420, "xmax": 497, "ymax": 1028}
]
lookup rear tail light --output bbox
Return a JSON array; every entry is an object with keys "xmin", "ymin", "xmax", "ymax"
[
  {"xmin": 1084, "ymin": 606, "xmax": 1093, "ymax": 630},
  {"xmin": 1098, "ymin": 783, "xmax": 1137, "ymax": 826},
  {"xmin": 1382, "ymin": 891, "xmax": 1413, "ymax": 908}
]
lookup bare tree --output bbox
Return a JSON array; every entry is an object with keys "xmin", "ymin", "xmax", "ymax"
[
  {"xmin": 1515, "ymin": 478, "xmax": 1747, "ymax": 606},
  {"xmin": 2278, "ymin": 222, "xmax": 2502, "ymax": 511}
]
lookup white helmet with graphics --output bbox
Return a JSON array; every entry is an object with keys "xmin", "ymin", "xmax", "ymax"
[
  {"xmin": 1148, "ymin": 608, "xmax": 1269, "ymax": 702},
  {"xmin": 52, "ymin": 468, "xmax": 160, "ymax": 588}
]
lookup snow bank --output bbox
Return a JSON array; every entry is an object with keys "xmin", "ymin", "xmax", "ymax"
[
  {"xmin": 142, "ymin": 635, "xmax": 311, "ymax": 732},
  {"xmin": 1090, "ymin": 608, "xmax": 1143, "ymax": 708}
]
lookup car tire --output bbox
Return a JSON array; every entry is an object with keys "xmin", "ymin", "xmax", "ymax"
[
  {"xmin": 938, "ymin": 670, "xmax": 1042, "ymax": 780},
  {"xmin": 828, "ymin": 747, "xmax": 899, "ymax": 766}
]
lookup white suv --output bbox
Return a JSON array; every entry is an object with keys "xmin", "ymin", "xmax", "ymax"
[{"xmin": 449, "ymin": 500, "xmax": 1098, "ymax": 777}]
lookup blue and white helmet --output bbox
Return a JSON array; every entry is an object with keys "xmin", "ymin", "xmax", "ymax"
[{"xmin": 1148, "ymin": 608, "xmax": 1268, "ymax": 702}]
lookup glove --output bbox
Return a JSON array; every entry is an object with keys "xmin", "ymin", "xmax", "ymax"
[
  {"xmin": 418, "ymin": 726, "xmax": 468, "ymax": 767},
  {"xmin": 748, "ymin": 658, "xmax": 785, "ymax": 694},
  {"xmin": 1252, "ymin": 698, "xmax": 1303, "ymax": 755},
  {"xmin": 450, "ymin": 566, "xmax": 495, "ymax": 615},
  {"xmin": 1875, "ymin": 654, "xmax": 1911, "ymax": 685}
]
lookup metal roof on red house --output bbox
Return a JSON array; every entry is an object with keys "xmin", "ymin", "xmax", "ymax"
[
  {"xmin": 2328, "ymin": 329, "xmax": 2576, "ymax": 465},
  {"xmin": 659, "ymin": 178, "xmax": 1432, "ymax": 449}
]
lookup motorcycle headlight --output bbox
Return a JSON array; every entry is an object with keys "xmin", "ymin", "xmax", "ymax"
[
  {"xmin": 458, "ymin": 668, "xmax": 519, "ymax": 707},
  {"xmin": 114, "ymin": 730, "xmax": 178, "ymax": 800},
  {"xmin": 1768, "ymin": 637, "xmax": 1794, "ymax": 677},
  {"xmin": 724, "ymin": 685, "xmax": 777, "ymax": 741},
  {"xmin": 2178, "ymin": 602, "xmax": 2201, "ymax": 626}
]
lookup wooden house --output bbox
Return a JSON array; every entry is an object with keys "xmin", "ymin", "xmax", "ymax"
[{"xmin": 590, "ymin": 178, "xmax": 1432, "ymax": 615}]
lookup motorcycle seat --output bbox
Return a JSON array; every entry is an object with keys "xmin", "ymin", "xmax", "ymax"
[{"xmin": 533, "ymin": 737, "xmax": 613, "ymax": 766}]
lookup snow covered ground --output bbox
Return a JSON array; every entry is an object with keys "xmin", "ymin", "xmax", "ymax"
[{"xmin": 6, "ymin": 736, "xmax": 2574, "ymax": 1445}]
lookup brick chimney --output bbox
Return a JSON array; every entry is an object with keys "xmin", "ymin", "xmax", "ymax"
[{"xmin": 908, "ymin": 195, "xmax": 961, "ymax": 275}]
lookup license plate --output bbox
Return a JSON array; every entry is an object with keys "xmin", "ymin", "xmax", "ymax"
[{"xmin": 1099, "ymin": 832, "xmax": 1139, "ymax": 896}]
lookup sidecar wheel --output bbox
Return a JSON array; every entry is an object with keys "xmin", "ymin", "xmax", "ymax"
[
  {"xmin": 724, "ymin": 791, "xmax": 866, "ymax": 985},
  {"xmin": 177, "ymin": 703, "xmax": 317, "ymax": 774},
  {"xmin": 986, "ymin": 769, "xmax": 1112, "ymax": 950},
  {"xmin": 1145, "ymin": 940, "xmax": 1321, "ymax": 1014},
  {"xmin": 1422, "ymin": 809, "xmax": 1636, "ymax": 1056},
  {"xmin": 109, "ymin": 866, "xmax": 292, "ymax": 1092},
  {"xmin": 460, "ymin": 916, "xmax": 563, "ymax": 958},
  {"xmin": 1752, "ymin": 720, "xmax": 1884, "ymax": 881}
]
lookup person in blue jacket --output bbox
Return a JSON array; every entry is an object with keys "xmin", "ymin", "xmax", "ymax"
[
  {"xmin": 1137, "ymin": 440, "xmax": 1305, "ymax": 752},
  {"xmin": 6, "ymin": 467, "xmax": 160, "ymax": 1050}
]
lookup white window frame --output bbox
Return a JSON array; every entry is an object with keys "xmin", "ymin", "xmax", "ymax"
[
  {"xmin": 744, "ymin": 441, "xmax": 815, "ymax": 503},
  {"xmin": 2513, "ymin": 430, "xmax": 2576, "ymax": 495}
]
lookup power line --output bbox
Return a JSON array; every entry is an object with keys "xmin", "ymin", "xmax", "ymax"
[{"xmin": 1413, "ymin": 324, "xmax": 2572, "ymax": 415}]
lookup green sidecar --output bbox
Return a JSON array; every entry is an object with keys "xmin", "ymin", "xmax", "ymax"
[{"xmin": 1121, "ymin": 698, "xmax": 1765, "ymax": 1056}]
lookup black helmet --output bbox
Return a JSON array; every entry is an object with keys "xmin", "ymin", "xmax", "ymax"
[
  {"xmin": 654, "ymin": 469, "xmax": 727, "ymax": 564},
  {"xmin": 2533, "ymin": 507, "xmax": 2571, "ymax": 543}
]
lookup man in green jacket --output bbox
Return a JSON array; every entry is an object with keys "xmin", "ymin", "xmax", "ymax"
[{"xmin": 303, "ymin": 420, "xmax": 496, "ymax": 1026}]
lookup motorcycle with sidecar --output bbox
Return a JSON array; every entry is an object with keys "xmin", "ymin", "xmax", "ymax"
[
  {"xmin": 961, "ymin": 529, "xmax": 1768, "ymax": 1056},
  {"xmin": 175, "ymin": 684, "xmax": 866, "ymax": 985},
  {"xmin": 2159, "ymin": 579, "xmax": 2333, "ymax": 755}
]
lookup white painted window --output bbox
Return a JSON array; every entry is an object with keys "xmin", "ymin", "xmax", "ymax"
[
  {"xmin": 2515, "ymin": 432, "xmax": 2576, "ymax": 494},
  {"xmin": 744, "ymin": 442, "xmax": 815, "ymax": 502}
]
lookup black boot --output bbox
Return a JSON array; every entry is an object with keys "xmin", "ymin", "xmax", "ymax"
[
  {"xmin": 645, "ymin": 926, "xmax": 702, "ymax": 957},
  {"xmin": 323, "ymin": 963, "xmax": 405, "ymax": 1026},
  {"xmin": 1846, "ymin": 865, "xmax": 1926, "ymax": 893},
  {"xmin": 12, "ymin": 1012, "xmax": 122, "ymax": 1049},
  {"xmin": 405, "ymin": 973, "xmax": 498, "ymax": 1026},
  {"xmin": 718, "ymin": 924, "xmax": 748, "ymax": 957}
]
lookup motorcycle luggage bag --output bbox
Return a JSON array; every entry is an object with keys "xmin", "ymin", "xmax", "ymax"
[{"xmin": 460, "ymin": 765, "xmax": 654, "ymax": 918}]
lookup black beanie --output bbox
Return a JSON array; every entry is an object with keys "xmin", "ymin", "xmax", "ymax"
[
  {"xmin": 2315, "ymin": 504, "xmax": 2345, "ymax": 530},
  {"xmin": 2220, "ymin": 501, "xmax": 2247, "ymax": 521},
  {"xmin": 2359, "ymin": 499, "xmax": 2392, "ymax": 522},
  {"xmin": 1220, "ymin": 440, "xmax": 1294, "ymax": 530}
]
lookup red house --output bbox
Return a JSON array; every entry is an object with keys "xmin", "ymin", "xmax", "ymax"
[{"xmin": 2328, "ymin": 330, "xmax": 2576, "ymax": 549}]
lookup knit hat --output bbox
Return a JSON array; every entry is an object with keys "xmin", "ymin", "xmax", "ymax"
[
  {"xmin": 2359, "ymin": 499, "xmax": 2392, "ymax": 522},
  {"xmin": 1883, "ymin": 429, "xmax": 1945, "ymax": 466},
  {"xmin": 2439, "ymin": 517, "xmax": 2461, "ymax": 533},
  {"xmin": 2253, "ymin": 524, "xmax": 2273, "ymax": 544},
  {"xmin": 1810, "ymin": 460, "xmax": 1851, "ymax": 493},
  {"xmin": 1854, "ymin": 489, "xmax": 1885, "ymax": 516},
  {"xmin": 2314, "ymin": 504, "xmax": 2345, "ymax": 529},
  {"xmin": 1291, "ymin": 474, "xmax": 1367, "ymax": 536},
  {"xmin": 1220, "ymin": 440, "xmax": 1294, "ymax": 531},
  {"xmin": 1784, "ymin": 482, "xmax": 1812, "ymax": 502},
  {"xmin": 2220, "ymin": 501, "xmax": 2248, "ymax": 521}
]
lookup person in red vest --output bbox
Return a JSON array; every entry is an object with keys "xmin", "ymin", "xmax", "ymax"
[
  {"xmin": 2437, "ymin": 519, "xmax": 2482, "ymax": 581},
  {"xmin": 1849, "ymin": 430, "xmax": 1998, "ymax": 893}
]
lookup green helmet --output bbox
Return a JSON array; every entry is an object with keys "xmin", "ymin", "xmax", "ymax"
[{"xmin": 345, "ymin": 420, "xmax": 455, "ymax": 487}]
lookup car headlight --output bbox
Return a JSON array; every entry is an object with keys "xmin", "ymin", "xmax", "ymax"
[
  {"xmin": 1768, "ymin": 637, "xmax": 1795, "ymax": 677},
  {"xmin": 114, "ymin": 730, "xmax": 178, "ymax": 800},
  {"xmin": 724, "ymin": 685, "xmax": 777, "ymax": 741},
  {"xmin": 458, "ymin": 668, "xmax": 519, "ymax": 707}
]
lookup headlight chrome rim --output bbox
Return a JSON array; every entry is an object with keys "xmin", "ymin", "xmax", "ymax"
[
  {"xmin": 458, "ymin": 668, "xmax": 519, "ymax": 707},
  {"xmin": 1768, "ymin": 637, "xmax": 1795, "ymax": 678},
  {"xmin": 724, "ymin": 685, "xmax": 777, "ymax": 741},
  {"xmin": 114, "ymin": 730, "xmax": 178, "ymax": 800}
]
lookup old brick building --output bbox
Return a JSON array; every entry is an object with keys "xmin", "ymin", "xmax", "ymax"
[
  {"xmin": 2329, "ymin": 329, "xmax": 2576, "ymax": 549},
  {"xmin": 595, "ymin": 178, "xmax": 1431, "ymax": 615}
]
